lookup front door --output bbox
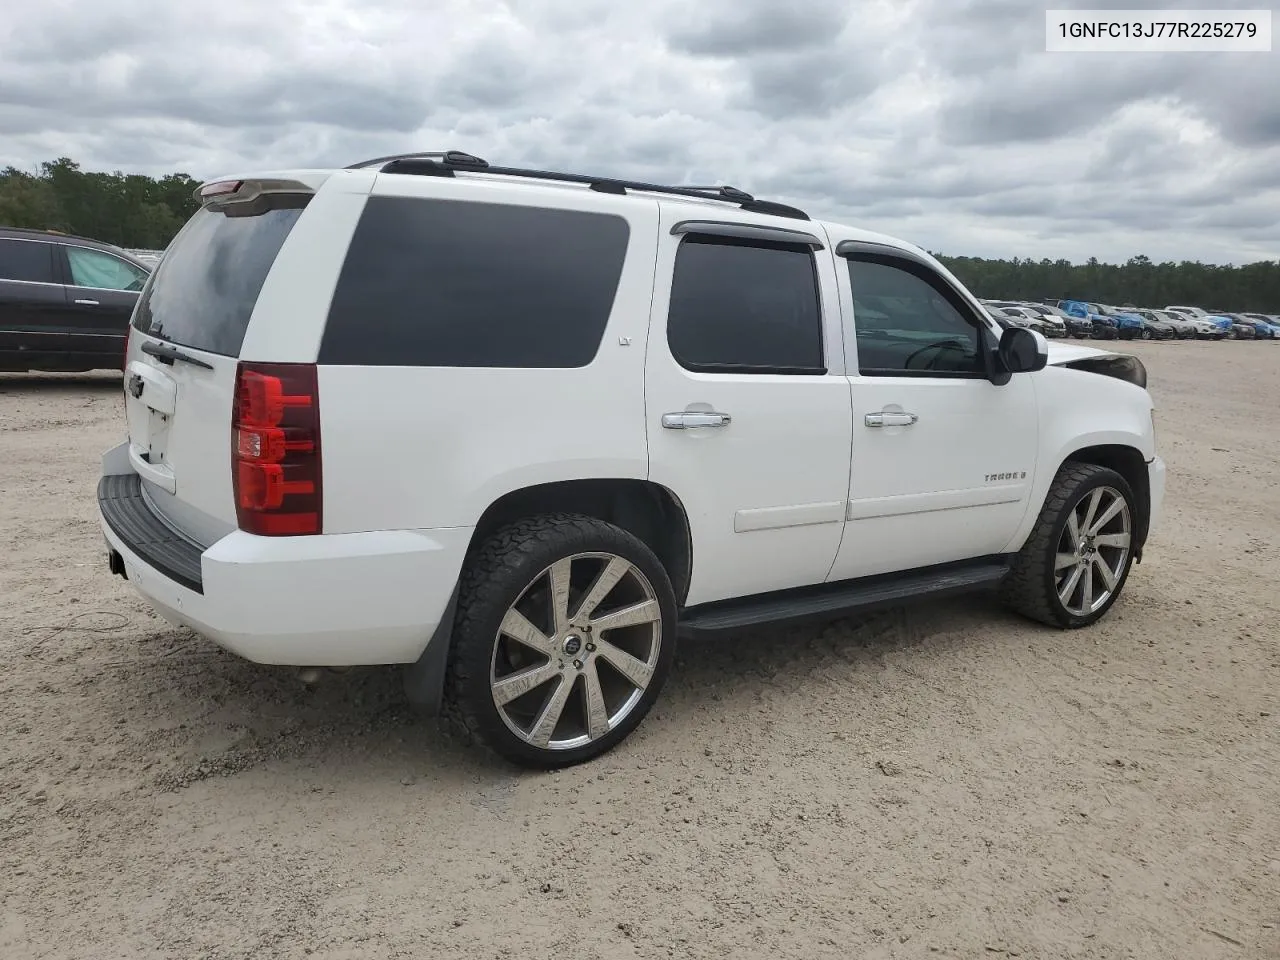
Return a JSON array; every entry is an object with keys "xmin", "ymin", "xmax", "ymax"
[
  {"xmin": 644, "ymin": 207, "xmax": 852, "ymax": 607},
  {"xmin": 829, "ymin": 246, "xmax": 1039, "ymax": 582}
]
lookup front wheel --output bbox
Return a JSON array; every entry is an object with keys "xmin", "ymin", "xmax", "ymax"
[
  {"xmin": 1141, "ymin": 328, "xmax": 1153, "ymax": 340},
  {"xmin": 1002, "ymin": 463, "xmax": 1137, "ymax": 628},
  {"xmin": 444, "ymin": 514, "xmax": 677, "ymax": 768}
]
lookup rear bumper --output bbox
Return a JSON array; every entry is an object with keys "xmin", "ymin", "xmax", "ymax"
[{"xmin": 99, "ymin": 469, "xmax": 471, "ymax": 666}]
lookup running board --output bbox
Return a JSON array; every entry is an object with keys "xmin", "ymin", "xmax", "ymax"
[{"xmin": 677, "ymin": 558, "xmax": 1012, "ymax": 638}]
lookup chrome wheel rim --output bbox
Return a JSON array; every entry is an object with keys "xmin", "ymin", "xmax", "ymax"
[
  {"xmin": 490, "ymin": 553, "xmax": 662, "ymax": 751},
  {"xmin": 1055, "ymin": 486, "xmax": 1132, "ymax": 617}
]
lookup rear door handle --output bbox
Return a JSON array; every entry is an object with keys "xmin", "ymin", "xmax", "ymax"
[
  {"xmin": 662, "ymin": 411, "xmax": 732, "ymax": 429},
  {"xmin": 865, "ymin": 411, "xmax": 918, "ymax": 428},
  {"xmin": 74, "ymin": 298, "xmax": 100, "ymax": 306}
]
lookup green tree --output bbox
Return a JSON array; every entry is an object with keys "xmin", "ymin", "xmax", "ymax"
[{"xmin": 0, "ymin": 157, "xmax": 200, "ymax": 250}]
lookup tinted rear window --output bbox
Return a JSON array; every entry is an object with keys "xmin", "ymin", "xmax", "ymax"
[
  {"xmin": 318, "ymin": 197, "xmax": 630, "ymax": 367},
  {"xmin": 132, "ymin": 197, "xmax": 308, "ymax": 356},
  {"xmin": 0, "ymin": 238, "xmax": 56, "ymax": 284}
]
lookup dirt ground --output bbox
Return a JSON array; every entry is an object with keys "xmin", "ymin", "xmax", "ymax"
[{"xmin": 1, "ymin": 340, "xmax": 1277, "ymax": 960}]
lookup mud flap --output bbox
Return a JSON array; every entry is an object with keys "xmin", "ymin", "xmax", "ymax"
[{"xmin": 402, "ymin": 584, "xmax": 459, "ymax": 715}]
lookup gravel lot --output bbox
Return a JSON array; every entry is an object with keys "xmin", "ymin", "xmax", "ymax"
[{"xmin": 2, "ymin": 341, "xmax": 1278, "ymax": 960}]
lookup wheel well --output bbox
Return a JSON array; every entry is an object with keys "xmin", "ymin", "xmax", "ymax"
[
  {"xmin": 1064, "ymin": 444, "xmax": 1150, "ymax": 560},
  {"xmin": 469, "ymin": 480, "xmax": 693, "ymax": 604}
]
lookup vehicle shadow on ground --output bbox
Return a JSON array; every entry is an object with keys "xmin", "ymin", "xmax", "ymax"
[
  {"xmin": 0, "ymin": 372, "xmax": 122, "ymax": 391},
  {"xmin": 79, "ymin": 593, "xmax": 1024, "ymax": 790}
]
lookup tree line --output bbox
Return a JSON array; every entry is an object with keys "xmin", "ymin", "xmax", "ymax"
[
  {"xmin": 934, "ymin": 253, "xmax": 1280, "ymax": 313},
  {"xmin": 0, "ymin": 158, "xmax": 200, "ymax": 252},
  {"xmin": 2, "ymin": 158, "xmax": 1277, "ymax": 310}
]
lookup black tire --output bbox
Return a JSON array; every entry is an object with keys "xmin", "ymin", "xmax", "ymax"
[
  {"xmin": 1141, "ymin": 329, "xmax": 1153, "ymax": 340},
  {"xmin": 444, "ymin": 513, "xmax": 678, "ymax": 768},
  {"xmin": 1001, "ymin": 463, "xmax": 1138, "ymax": 629}
]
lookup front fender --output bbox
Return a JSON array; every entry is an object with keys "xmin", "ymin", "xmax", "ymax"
[{"xmin": 1003, "ymin": 365, "xmax": 1155, "ymax": 553}]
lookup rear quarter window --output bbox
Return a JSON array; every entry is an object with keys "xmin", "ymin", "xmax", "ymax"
[
  {"xmin": 318, "ymin": 197, "xmax": 630, "ymax": 367},
  {"xmin": 0, "ymin": 238, "xmax": 56, "ymax": 284}
]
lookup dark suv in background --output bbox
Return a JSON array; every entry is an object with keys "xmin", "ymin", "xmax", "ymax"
[{"xmin": 0, "ymin": 226, "xmax": 152, "ymax": 372}]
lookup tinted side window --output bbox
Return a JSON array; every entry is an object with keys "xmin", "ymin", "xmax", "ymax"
[
  {"xmin": 320, "ymin": 197, "xmax": 630, "ymax": 367},
  {"xmin": 667, "ymin": 236, "xmax": 824, "ymax": 373},
  {"xmin": 66, "ymin": 246, "xmax": 149, "ymax": 291},
  {"xmin": 0, "ymin": 239, "xmax": 56, "ymax": 284},
  {"xmin": 848, "ymin": 258, "xmax": 983, "ymax": 376}
]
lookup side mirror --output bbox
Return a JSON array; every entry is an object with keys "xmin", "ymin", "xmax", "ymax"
[{"xmin": 998, "ymin": 326, "xmax": 1048, "ymax": 375}]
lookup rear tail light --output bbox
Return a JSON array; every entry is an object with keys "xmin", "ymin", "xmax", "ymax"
[{"xmin": 231, "ymin": 362, "xmax": 322, "ymax": 536}]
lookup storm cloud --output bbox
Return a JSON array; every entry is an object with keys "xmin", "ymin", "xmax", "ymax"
[{"xmin": 0, "ymin": 0, "xmax": 1275, "ymax": 263}]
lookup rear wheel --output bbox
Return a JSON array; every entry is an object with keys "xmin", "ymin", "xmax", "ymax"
[
  {"xmin": 1141, "ymin": 328, "xmax": 1153, "ymax": 340},
  {"xmin": 444, "ymin": 514, "xmax": 677, "ymax": 768},
  {"xmin": 1002, "ymin": 463, "xmax": 1137, "ymax": 628}
]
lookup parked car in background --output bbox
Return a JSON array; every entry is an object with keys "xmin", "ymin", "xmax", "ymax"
[
  {"xmin": 1061, "ymin": 312, "xmax": 1097, "ymax": 338},
  {"xmin": 1165, "ymin": 305, "xmax": 1208, "ymax": 319},
  {"xmin": 987, "ymin": 304, "xmax": 1065, "ymax": 337},
  {"xmin": 1153, "ymin": 309, "xmax": 1203, "ymax": 339},
  {"xmin": 1038, "ymin": 301, "xmax": 1095, "ymax": 338},
  {"xmin": 1213, "ymin": 314, "xmax": 1257, "ymax": 340},
  {"xmin": 1134, "ymin": 309, "xmax": 1195, "ymax": 339},
  {"xmin": 1094, "ymin": 304, "xmax": 1146, "ymax": 340},
  {"xmin": 1008, "ymin": 302, "xmax": 1069, "ymax": 337},
  {"xmin": 1234, "ymin": 313, "xmax": 1277, "ymax": 339},
  {"xmin": 1128, "ymin": 309, "xmax": 1179, "ymax": 340},
  {"xmin": 1194, "ymin": 315, "xmax": 1233, "ymax": 339},
  {"xmin": 1, "ymin": 226, "xmax": 153, "ymax": 372},
  {"xmin": 1058, "ymin": 300, "xmax": 1119, "ymax": 340},
  {"xmin": 982, "ymin": 303, "xmax": 1037, "ymax": 332}
]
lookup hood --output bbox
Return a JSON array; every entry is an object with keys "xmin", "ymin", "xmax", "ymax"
[
  {"xmin": 1046, "ymin": 341, "xmax": 1115, "ymax": 366},
  {"xmin": 1046, "ymin": 341, "xmax": 1147, "ymax": 388}
]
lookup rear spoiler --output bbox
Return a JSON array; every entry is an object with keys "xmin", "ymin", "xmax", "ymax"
[{"xmin": 194, "ymin": 178, "xmax": 317, "ymax": 211}]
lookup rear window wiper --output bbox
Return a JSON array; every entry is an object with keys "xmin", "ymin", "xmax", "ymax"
[{"xmin": 140, "ymin": 340, "xmax": 214, "ymax": 370}]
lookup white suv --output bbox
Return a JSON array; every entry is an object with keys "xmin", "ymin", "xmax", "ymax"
[{"xmin": 98, "ymin": 151, "xmax": 1167, "ymax": 767}]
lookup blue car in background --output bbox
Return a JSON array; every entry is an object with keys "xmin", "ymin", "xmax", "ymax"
[
  {"xmin": 1057, "ymin": 300, "xmax": 1120, "ymax": 339},
  {"xmin": 1238, "ymin": 313, "xmax": 1279, "ymax": 339},
  {"xmin": 1095, "ymin": 304, "xmax": 1151, "ymax": 340},
  {"xmin": 1211, "ymin": 313, "xmax": 1259, "ymax": 339}
]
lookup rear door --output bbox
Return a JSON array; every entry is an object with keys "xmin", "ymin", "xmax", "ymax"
[
  {"xmin": 122, "ymin": 174, "xmax": 359, "ymax": 544},
  {"xmin": 0, "ymin": 237, "xmax": 66, "ymax": 365},
  {"xmin": 644, "ymin": 207, "xmax": 852, "ymax": 606},
  {"xmin": 54, "ymin": 244, "xmax": 150, "ymax": 363}
]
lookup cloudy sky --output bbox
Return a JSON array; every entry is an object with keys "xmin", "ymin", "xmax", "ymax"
[{"xmin": 1, "ymin": 0, "xmax": 1276, "ymax": 264}]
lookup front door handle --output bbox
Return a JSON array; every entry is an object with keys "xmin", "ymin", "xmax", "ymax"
[
  {"xmin": 865, "ymin": 411, "xmax": 918, "ymax": 428},
  {"xmin": 74, "ymin": 298, "xmax": 101, "ymax": 306},
  {"xmin": 662, "ymin": 411, "xmax": 732, "ymax": 430}
]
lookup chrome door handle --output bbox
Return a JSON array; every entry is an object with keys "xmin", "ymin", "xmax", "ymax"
[
  {"xmin": 865, "ymin": 411, "xmax": 918, "ymax": 428},
  {"xmin": 74, "ymin": 298, "xmax": 101, "ymax": 306},
  {"xmin": 662, "ymin": 411, "xmax": 732, "ymax": 430}
]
